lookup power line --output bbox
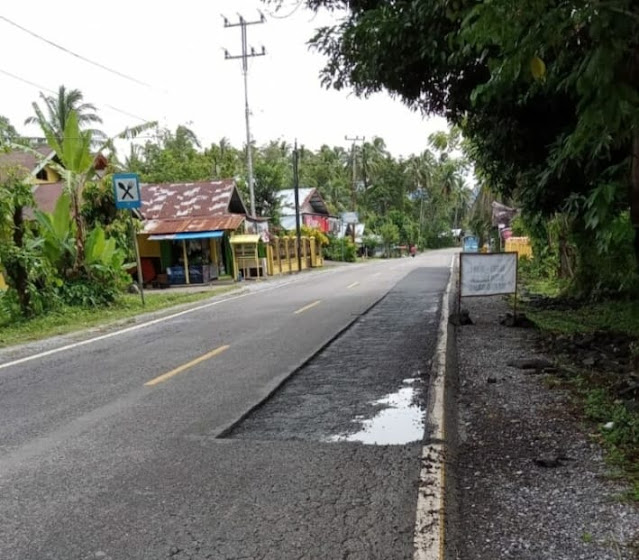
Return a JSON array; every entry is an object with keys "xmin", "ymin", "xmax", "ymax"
[
  {"xmin": 0, "ymin": 67, "xmax": 55, "ymax": 94},
  {"xmin": 0, "ymin": 15, "xmax": 155, "ymax": 90},
  {"xmin": 0, "ymin": 67, "xmax": 151, "ymax": 124},
  {"xmin": 267, "ymin": 0, "xmax": 304, "ymax": 19}
]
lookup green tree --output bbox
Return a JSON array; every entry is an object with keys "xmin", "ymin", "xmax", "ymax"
[
  {"xmin": 299, "ymin": 145, "xmax": 350, "ymax": 212},
  {"xmin": 25, "ymin": 85, "xmax": 103, "ymax": 143},
  {"xmin": 207, "ymin": 137, "xmax": 242, "ymax": 179},
  {"xmin": 379, "ymin": 221, "xmax": 399, "ymax": 257},
  {"xmin": 288, "ymin": 0, "xmax": 639, "ymax": 293},
  {"xmin": 0, "ymin": 115, "xmax": 19, "ymax": 145},
  {"xmin": 0, "ymin": 164, "xmax": 55, "ymax": 316},
  {"xmin": 133, "ymin": 125, "xmax": 212, "ymax": 183}
]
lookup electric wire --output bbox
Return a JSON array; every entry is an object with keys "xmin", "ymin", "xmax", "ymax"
[
  {"xmin": 267, "ymin": 0, "xmax": 304, "ymax": 19},
  {"xmin": 0, "ymin": 67, "xmax": 152, "ymax": 124},
  {"xmin": 0, "ymin": 15, "xmax": 155, "ymax": 90}
]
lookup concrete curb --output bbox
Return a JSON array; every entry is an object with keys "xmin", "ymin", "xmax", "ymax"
[{"xmin": 414, "ymin": 254, "xmax": 458, "ymax": 559}]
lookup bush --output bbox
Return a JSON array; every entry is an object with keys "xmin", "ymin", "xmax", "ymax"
[
  {"xmin": 300, "ymin": 225, "xmax": 329, "ymax": 246},
  {"xmin": 58, "ymin": 272, "xmax": 124, "ymax": 307},
  {"xmin": 323, "ymin": 236, "xmax": 357, "ymax": 262},
  {"xmin": 572, "ymin": 213, "xmax": 639, "ymax": 299}
]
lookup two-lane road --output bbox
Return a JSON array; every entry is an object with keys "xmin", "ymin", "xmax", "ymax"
[{"xmin": 0, "ymin": 249, "xmax": 454, "ymax": 560}]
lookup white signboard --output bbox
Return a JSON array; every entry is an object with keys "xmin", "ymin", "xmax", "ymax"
[
  {"xmin": 341, "ymin": 212, "xmax": 359, "ymax": 224},
  {"xmin": 460, "ymin": 253, "xmax": 517, "ymax": 296}
]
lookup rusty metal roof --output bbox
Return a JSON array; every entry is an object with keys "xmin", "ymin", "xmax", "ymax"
[
  {"xmin": 142, "ymin": 215, "xmax": 245, "ymax": 235},
  {"xmin": 140, "ymin": 180, "xmax": 246, "ymax": 220}
]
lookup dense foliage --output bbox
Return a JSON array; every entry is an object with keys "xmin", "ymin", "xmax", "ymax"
[
  {"xmin": 1, "ymin": 85, "xmax": 152, "ymax": 317},
  {"xmin": 124, "ymin": 124, "xmax": 469, "ymax": 249},
  {"xmin": 275, "ymin": 0, "xmax": 639, "ymax": 297}
]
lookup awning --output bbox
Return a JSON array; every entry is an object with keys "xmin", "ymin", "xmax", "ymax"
[
  {"xmin": 148, "ymin": 231, "xmax": 224, "ymax": 241},
  {"xmin": 230, "ymin": 234, "xmax": 260, "ymax": 244},
  {"xmin": 142, "ymin": 214, "xmax": 246, "ymax": 235}
]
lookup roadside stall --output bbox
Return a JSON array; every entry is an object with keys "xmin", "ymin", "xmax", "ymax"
[{"xmin": 231, "ymin": 234, "xmax": 267, "ymax": 279}]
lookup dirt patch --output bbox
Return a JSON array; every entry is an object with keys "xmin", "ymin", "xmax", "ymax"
[{"xmin": 453, "ymin": 296, "xmax": 639, "ymax": 560}]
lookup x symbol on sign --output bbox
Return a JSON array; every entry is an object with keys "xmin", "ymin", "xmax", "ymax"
[{"xmin": 118, "ymin": 181, "xmax": 135, "ymax": 200}]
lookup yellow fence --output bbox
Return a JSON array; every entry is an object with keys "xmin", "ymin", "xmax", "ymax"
[
  {"xmin": 269, "ymin": 236, "xmax": 323, "ymax": 275},
  {"xmin": 505, "ymin": 236, "xmax": 533, "ymax": 258}
]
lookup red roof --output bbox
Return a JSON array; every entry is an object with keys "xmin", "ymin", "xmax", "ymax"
[
  {"xmin": 142, "ymin": 215, "xmax": 245, "ymax": 235},
  {"xmin": 140, "ymin": 180, "xmax": 246, "ymax": 220}
]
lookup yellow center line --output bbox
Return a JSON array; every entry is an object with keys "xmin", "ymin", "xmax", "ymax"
[
  {"xmin": 347, "ymin": 281, "xmax": 360, "ymax": 289},
  {"xmin": 144, "ymin": 345, "xmax": 230, "ymax": 387},
  {"xmin": 294, "ymin": 300, "xmax": 321, "ymax": 315}
]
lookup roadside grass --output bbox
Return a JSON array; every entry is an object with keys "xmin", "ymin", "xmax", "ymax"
[
  {"xmin": 520, "ymin": 269, "xmax": 639, "ymax": 502},
  {"xmin": 526, "ymin": 299, "xmax": 639, "ymax": 336},
  {"xmin": 523, "ymin": 276, "xmax": 566, "ymax": 299},
  {"xmin": 0, "ymin": 286, "xmax": 237, "ymax": 348},
  {"xmin": 579, "ymin": 383, "xmax": 639, "ymax": 501}
]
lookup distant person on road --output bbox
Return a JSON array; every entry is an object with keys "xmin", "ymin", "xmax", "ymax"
[{"xmin": 410, "ymin": 244, "xmax": 416, "ymax": 258}]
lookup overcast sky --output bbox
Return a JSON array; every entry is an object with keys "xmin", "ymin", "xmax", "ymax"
[{"xmin": 0, "ymin": 0, "xmax": 448, "ymax": 158}]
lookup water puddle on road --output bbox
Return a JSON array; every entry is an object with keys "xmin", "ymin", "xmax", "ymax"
[{"xmin": 328, "ymin": 378, "xmax": 425, "ymax": 445}]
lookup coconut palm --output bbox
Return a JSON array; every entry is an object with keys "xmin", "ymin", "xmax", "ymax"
[{"xmin": 24, "ymin": 85, "xmax": 103, "ymax": 144}]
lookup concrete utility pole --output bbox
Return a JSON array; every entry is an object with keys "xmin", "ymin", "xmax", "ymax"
[
  {"xmin": 345, "ymin": 135, "xmax": 364, "ymax": 245},
  {"xmin": 293, "ymin": 140, "xmax": 302, "ymax": 273},
  {"xmin": 223, "ymin": 12, "xmax": 266, "ymax": 218},
  {"xmin": 345, "ymin": 135, "xmax": 365, "ymax": 211}
]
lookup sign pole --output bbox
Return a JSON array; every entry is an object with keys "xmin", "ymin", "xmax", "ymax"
[
  {"xmin": 457, "ymin": 254, "xmax": 463, "ymax": 316},
  {"xmin": 129, "ymin": 210, "xmax": 145, "ymax": 306},
  {"xmin": 113, "ymin": 172, "xmax": 144, "ymax": 306},
  {"xmin": 513, "ymin": 256, "xmax": 519, "ymax": 320}
]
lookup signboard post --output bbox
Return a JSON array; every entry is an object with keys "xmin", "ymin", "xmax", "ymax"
[
  {"xmin": 113, "ymin": 173, "xmax": 144, "ymax": 306},
  {"xmin": 459, "ymin": 252, "xmax": 519, "ymax": 318}
]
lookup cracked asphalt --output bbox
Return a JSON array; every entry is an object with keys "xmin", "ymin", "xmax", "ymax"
[{"xmin": 0, "ymin": 250, "xmax": 453, "ymax": 560}]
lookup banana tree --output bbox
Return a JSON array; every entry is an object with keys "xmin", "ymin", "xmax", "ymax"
[
  {"xmin": 13, "ymin": 110, "xmax": 156, "ymax": 271},
  {"xmin": 34, "ymin": 191, "xmax": 75, "ymax": 275}
]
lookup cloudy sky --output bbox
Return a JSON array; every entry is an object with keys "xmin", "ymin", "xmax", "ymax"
[{"xmin": 0, "ymin": 0, "xmax": 448, "ymax": 157}]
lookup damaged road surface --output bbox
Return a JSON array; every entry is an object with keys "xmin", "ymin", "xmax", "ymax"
[{"xmin": 0, "ymin": 251, "xmax": 453, "ymax": 560}]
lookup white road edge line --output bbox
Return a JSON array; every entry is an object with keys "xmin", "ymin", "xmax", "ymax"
[
  {"xmin": 413, "ymin": 253, "xmax": 455, "ymax": 560},
  {"xmin": 0, "ymin": 278, "xmax": 303, "ymax": 372}
]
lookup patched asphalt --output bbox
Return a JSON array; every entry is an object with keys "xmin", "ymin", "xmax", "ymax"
[{"xmin": 227, "ymin": 267, "xmax": 448, "ymax": 442}]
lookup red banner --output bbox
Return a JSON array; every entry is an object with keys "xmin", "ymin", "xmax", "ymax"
[{"xmin": 303, "ymin": 214, "xmax": 330, "ymax": 232}]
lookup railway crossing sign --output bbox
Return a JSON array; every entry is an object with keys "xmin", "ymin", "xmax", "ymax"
[{"xmin": 113, "ymin": 173, "xmax": 141, "ymax": 209}]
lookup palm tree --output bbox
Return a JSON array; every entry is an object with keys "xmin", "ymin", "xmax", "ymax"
[{"xmin": 25, "ymin": 85, "xmax": 103, "ymax": 144}]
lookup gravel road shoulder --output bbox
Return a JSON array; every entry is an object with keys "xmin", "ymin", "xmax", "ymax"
[{"xmin": 453, "ymin": 296, "xmax": 639, "ymax": 560}]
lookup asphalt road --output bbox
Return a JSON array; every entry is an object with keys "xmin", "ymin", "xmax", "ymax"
[{"xmin": 0, "ymin": 250, "xmax": 454, "ymax": 560}]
